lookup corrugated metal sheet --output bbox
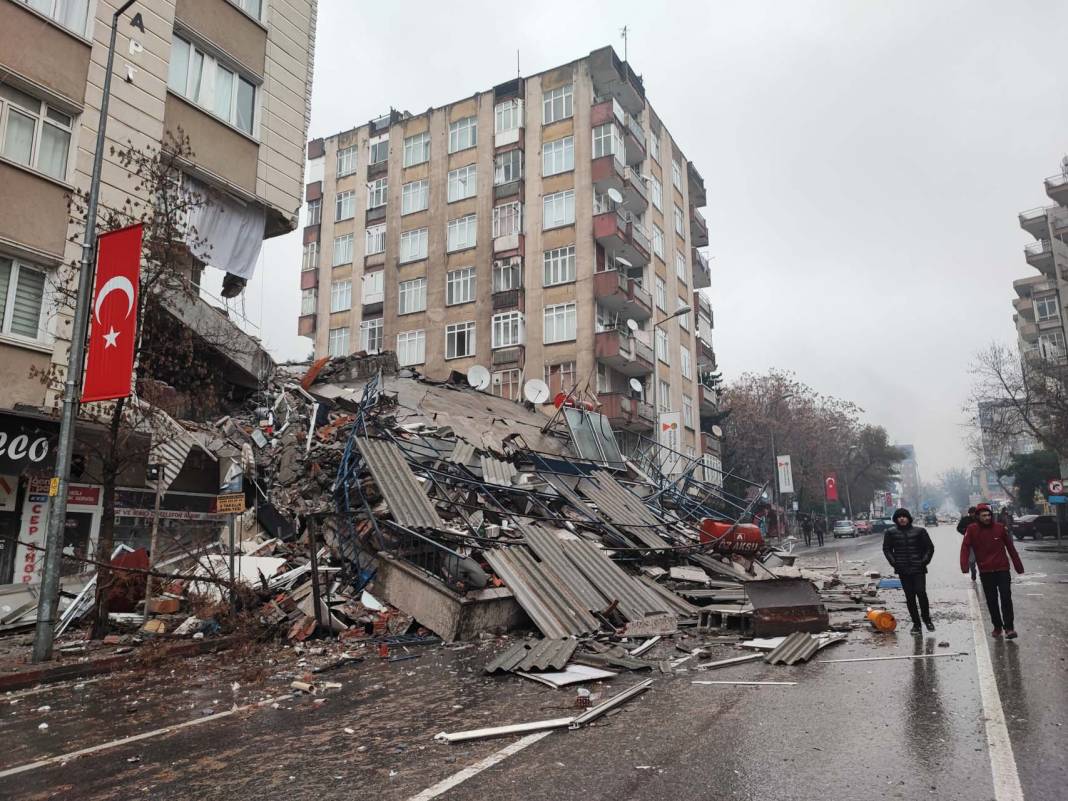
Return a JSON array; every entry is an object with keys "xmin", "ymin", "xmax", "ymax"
[
  {"xmin": 636, "ymin": 575, "xmax": 702, "ymax": 616},
  {"xmin": 484, "ymin": 547, "xmax": 600, "ymax": 638},
  {"xmin": 558, "ymin": 539, "xmax": 675, "ymax": 621},
  {"xmin": 481, "ymin": 455, "xmax": 518, "ymax": 486},
  {"xmin": 522, "ymin": 527, "xmax": 606, "ymax": 612},
  {"xmin": 355, "ymin": 438, "xmax": 443, "ymax": 531},
  {"xmin": 578, "ymin": 471, "xmax": 669, "ymax": 549},
  {"xmin": 448, "ymin": 441, "xmax": 477, "ymax": 466},
  {"xmin": 484, "ymin": 638, "xmax": 577, "ymax": 674},
  {"xmin": 764, "ymin": 631, "xmax": 819, "ymax": 665}
]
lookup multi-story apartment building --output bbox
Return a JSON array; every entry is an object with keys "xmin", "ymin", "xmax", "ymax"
[
  {"xmin": 1016, "ymin": 165, "xmax": 1068, "ymax": 363},
  {"xmin": 0, "ymin": 0, "xmax": 316, "ymax": 585},
  {"xmin": 298, "ymin": 46, "xmax": 719, "ymax": 472}
]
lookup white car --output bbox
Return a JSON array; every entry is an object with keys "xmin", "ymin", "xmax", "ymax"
[{"xmin": 832, "ymin": 520, "xmax": 857, "ymax": 538}]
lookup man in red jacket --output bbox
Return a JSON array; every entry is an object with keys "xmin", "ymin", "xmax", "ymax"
[{"xmin": 961, "ymin": 503, "xmax": 1025, "ymax": 638}]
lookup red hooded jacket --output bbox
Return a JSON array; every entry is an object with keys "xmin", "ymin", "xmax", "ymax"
[{"xmin": 961, "ymin": 521, "xmax": 1024, "ymax": 575}]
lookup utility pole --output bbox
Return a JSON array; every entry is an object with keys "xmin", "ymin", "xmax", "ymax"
[{"xmin": 33, "ymin": 1, "xmax": 139, "ymax": 663}]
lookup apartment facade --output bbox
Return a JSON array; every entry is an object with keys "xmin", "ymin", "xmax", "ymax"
[
  {"xmin": 298, "ymin": 46, "xmax": 720, "ymax": 470},
  {"xmin": 1016, "ymin": 166, "xmax": 1068, "ymax": 363},
  {"xmin": 0, "ymin": 0, "xmax": 316, "ymax": 585}
]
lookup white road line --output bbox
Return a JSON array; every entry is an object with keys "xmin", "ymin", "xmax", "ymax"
[
  {"xmin": 408, "ymin": 731, "xmax": 553, "ymax": 801},
  {"xmin": 0, "ymin": 693, "xmax": 291, "ymax": 779},
  {"xmin": 968, "ymin": 586, "xmax": 1025, "ymax": 801}
]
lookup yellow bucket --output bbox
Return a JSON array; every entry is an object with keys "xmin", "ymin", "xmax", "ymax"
[{"xmin": 866, "ymin": 608, "xmax": 897, "ymax": 632}]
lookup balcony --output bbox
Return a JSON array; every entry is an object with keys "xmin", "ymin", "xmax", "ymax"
[
  {"xmin": 493, "ymin": 288, "xmax": 523, "ymax": 311},
  {"xmin": 1016, "ymin": 318, "xmax": 1039, "ymax": 342},
  {"xmin": 1019, "ymin": 206, "xmax": 1050, "ymax": 238},
  {"xmin": 623, "ymin": 114, "xmax": 646, "ymax": 166},
  {"xmin": 1011, "ymin": 297, "xmax": 1034, "ymax": 320},
  {"xmin": 690, "ymin": 207, "xmax": 709, "ymax": 247},
  {"xmin": 367, "ymin": 159, "xmax": 387, "ymax": 180},
  {"xmin": 699, "ymin": 383, "xmax": 719, "ymax": 416},
  {"xmin": 692, "ymin": 248, "xmax": 710, "ymax": 289},
  {"xmin": 701, "ymin": 431, "xmax": 721, "ymax": 456},
  {"xmin": 688, "ymin": 161, "xmax": 707, "ymax": 207},
  {"xmin": 597, "ymin": 392, "xmax": 655, "ymax": 432},
  {"xmin": 492, "ymin": 345, "xmax": 525, "ymax": 367},
  {"xmin": 594, "ymin": 211, "xmax": 651, "ymax": 267},
  {"xmin": 1024, "ymin": 239, "xmax": 1054, "ymax": 273},
  {"xmin": 593, "ymin": 269, "xmax": 652, "ymax": 322},
  {"xmin": 297, "ymin": 315, "xmax": 316, "ymax": 337},
  {"xmin": 595, "ymin": 329, "xmax": 654, "ymax": 376},
  {"xmin": 697, "ymin": 331, "xmax": 716, "ymax": 369},
  {"xmin": 1045, "ymin": 172, "xmax": 1068, "ymax": 205},
  {"xmin": 1013, "ymin": 274, "xmax": 1057, "ymax": 299},
  {"xmin": 623, "ymin": 167, "xmax": 648, "ymax": 212},
  {"xmin": 588, "ymin": 46, "xmax": 645, "ymax": 116},
  {"xmin": 591, "ymin": 157, "xmax": 647, "ymax": 213}
]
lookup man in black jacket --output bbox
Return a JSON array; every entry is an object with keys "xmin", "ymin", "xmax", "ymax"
[
  {"xmin": 957, "ymin": 506, "xmax": 977, "ymax": 580},
  {"xmin": 883, "ymin": 508, "xmax": 936, "ymax": 633}
]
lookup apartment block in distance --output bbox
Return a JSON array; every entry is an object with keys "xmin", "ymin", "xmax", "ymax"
[
  {"xmin": 0, "ymin": 0, "xmax": 316, "ymax": 586},
  {"xmin": 298, "ymin": 46, "xmax": 721, "ymax": 472},
  {"xmin": 1016, "ymin": 163, "xmax": 1068, "ymax": 363}
]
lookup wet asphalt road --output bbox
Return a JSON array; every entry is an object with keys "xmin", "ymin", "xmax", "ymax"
[{"xmin": 1, "ymin": 529, "xmax": 1065, "ymax": 801}]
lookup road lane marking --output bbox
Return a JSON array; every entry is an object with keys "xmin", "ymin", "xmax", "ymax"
[
  {"xmin": 968, "ymin": 586, "xmax": 1024, "ymax": 801},
  {"xmin": 0, "ymin": 693, "xmax": 291, "ymax": 778},
  {"xmin": 408, "ymin": 731, "xmax": 553, "ymax": 801}
]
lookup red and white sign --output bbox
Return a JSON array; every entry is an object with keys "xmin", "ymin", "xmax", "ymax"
[
  {"xmin": 825, "ymin": 473, "xmax": 839, "ymax": 502},
  {"xmin": 82, "ymin": 223, "xmax": 143, "ymax": 403},
  {"xmin": 0, "ymin": 474, "xmax": 16, "ymax": 512},
  {"xmin": 1049, "ymin": 479, "xmax": 1065, "ymax": 495}
]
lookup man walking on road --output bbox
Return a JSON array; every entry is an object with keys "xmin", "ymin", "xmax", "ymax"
[
  {"xmin": 882, "ymin": 508, "xmax": 936, "ymax": 633},
  {"xmin": 814, "ymin": 517, "xmax": 825, "ymax": 547},
  {"xmin": 957, "ymin": 506, "xmax": 978, "ymax": 581},
  {"xmin": 962, "ymin": 503, "xmax": 1025, "ymax": 639},
  {"xmin": 801, "ymin": 516, "xmax": 813, "ymax": 547}
]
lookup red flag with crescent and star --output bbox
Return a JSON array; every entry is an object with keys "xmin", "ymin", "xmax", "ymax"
[
  {"xmin": 82, "ymin": 223, "xmax": 142, "ymax": 402},
  {"xmin": 825, "ymin": 473, "xmax": 839, "ymax": 502}
]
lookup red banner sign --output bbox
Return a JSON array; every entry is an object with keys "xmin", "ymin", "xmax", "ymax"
[
  {"xmin": 82, "ymin": 224, "xmax": 143, "ymax": 402},
  {"xmin": 825, "ymin": 473, "xmax": 839, "ymax": 502}
]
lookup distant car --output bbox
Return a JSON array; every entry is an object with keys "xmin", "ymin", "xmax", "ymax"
[
  {"xmin": 870, "ymin": 518, "xmax": 894, "ymax": 534},
  {"xmin": 923, "ymin": 513, "xmax": 938, "ymax": 527},
  {"xmin": 854, "ymin": 519, "xmax": 872, "ymax": 534},
  {"xmin": 1011, "ymin": 514, "xmax": 1058, "ymax": 540},
  {"xmin": 832, "ymin": 520, "xmax": 857, "ymax": 538}
]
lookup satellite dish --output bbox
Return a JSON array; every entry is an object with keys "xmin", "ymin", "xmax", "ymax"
[
  {"xmin": 628, "ymin": 378, "xmax": 643, "ymax": 394},
  {"xmin": 625, "ymin": 318, "xmax": 639, "ymax": 333},
  {"xmin": 711, "ymin": 425, "xmax": 724, "ymax": 438},
  {"xmin": 616, "ymin": 256, "xmax": 633, "ymax": 268},
  {"xmin": 466, "ymin": 365, "xmax": 491, "ymax": 391},
  {"xmin": 607, "ymin": 187, "xmax": 623, "ymax": 204},
  {"xmin": 523, "ymin": 379, "xmax": 550, "ymax": 404}
]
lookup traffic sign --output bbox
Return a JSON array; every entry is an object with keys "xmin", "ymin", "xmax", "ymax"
[
  {"xmin": 1049, "ymin": 495, "xmax": 1067, "ymax": 505},
  {"xmin": 1049, "ymin": 479, "xmax": 1064, "ymax": 495}
]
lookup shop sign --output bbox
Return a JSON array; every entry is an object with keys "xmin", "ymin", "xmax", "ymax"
[{"xmin": 0, "ymin": 413, "xmax": 57, "ymax": 475}]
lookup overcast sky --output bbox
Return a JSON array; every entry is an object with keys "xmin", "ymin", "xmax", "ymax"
[{"xmin": 202, "ymin": 0, "xmax": 1068, "ymax": 481}]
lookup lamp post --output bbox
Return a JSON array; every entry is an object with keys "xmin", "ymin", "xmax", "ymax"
[{"xmin": 650, "ymin": 304, "xmax": 691, "ymax": 473}]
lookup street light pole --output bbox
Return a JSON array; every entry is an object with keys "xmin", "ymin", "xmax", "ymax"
[
  {"xmin": 650, "ymin": 305, "xmax": 691, "ymax": 476},
  {"xmin": 32, "ymin": 0, "xmax": 138, "ymax": 664}
]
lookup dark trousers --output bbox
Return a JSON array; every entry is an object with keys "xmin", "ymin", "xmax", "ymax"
[
  {"xmin": 815, "ymin": 530, "xmax": 824, "ymax": 546},
  {"xmin": 899, "ymin": 572, "xmax": 931, "ymax": 626},
  {"xmin": 979, "ymin": 570, "xmax": 1014, "ymax": 630}
]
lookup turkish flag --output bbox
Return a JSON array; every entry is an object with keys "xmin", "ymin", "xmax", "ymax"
[
  {"xmin": 82, "ymin": 224, "xmax": 142, "ymax": 402},
  {"xmin": 825, "ymin": 473, "xmax": 839, "ymax": 502}
]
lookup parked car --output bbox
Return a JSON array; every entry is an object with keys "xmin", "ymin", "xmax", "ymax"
[
  {"xmin": 832, "ymin": 520, "xmax": 857, "ymax": 538},
  {"xmin": 923, "ymin": 513, "xmax": 938, "ymax": 527},
  {"xmin": 870, "ymin": 518, "xmax": 894, "ymax": 534},
  {"xmin": 1011, "ymin": 514, "xmax": 1058, "ymax": 540},
  {"xmin": 854, "ymin": 519, "xmax": 872, "ymax": 534}
]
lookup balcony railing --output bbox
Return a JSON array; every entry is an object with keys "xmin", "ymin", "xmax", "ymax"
[
  {"xmin": 690, "ymin": 207, "xmax": 709, "ymax": 247},
  {"xmin": 1045, "ymin": 173, "xmax": 1068, "ymax": 196},
  {"xmin": 1024, "ymin": 239, "xmax": 1053, "ymax": 265},
  {"xmin": 692, "ymin": 248, "xmax": 710, "ymax": 289}
]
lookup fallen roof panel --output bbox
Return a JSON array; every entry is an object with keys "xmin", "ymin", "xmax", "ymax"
[
  {"xmin": 484, "ymin": 638, "xmax": 578, "ymax": 674},
  {"xmin": 481, "ymin": 455, "xmax": 518, "ymax": 486},
  {"xmin": 577, "ymin": 471, "xmax": 670, "ymax": 549},
  {"xmin": 559, "ymin": 538, "xmax": 676, "ymax": 621},
  {"xmin": 355, "ymin": 437, "xmax": 444, "ymax": 531},
  {"xmin": 522, "ymin": 526, "xmax": 606, "ymax": 612},
  {"xmin": 764, "ymin": 631, "xmax": 820, "ymax": 665}
]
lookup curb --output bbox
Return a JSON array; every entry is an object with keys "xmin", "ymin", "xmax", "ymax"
[{"xmin": 0, "ymin": 636, "xmax": 237, "ymax": 693}]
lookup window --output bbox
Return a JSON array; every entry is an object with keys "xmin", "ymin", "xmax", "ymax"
[
  {"xmin": 360, "ymin": 318, "xmax": 383, "ymax": 354},
  {"xmin": 596, "ymin": 303, "xmax": 617, "ymax": 332},
  {"xmin": 545, "ymin": 361, "xmax": 577, "ymax": 396},
  {"xmin": 658, "ymin": 379, "xmax": 671, "ymax": 412},
  {"xmin": 399, "ymin": 228, "xmax": 428, "ymax": 262},
  {"xmin": 677, "ymin": 297, "xmax": 689, "ymax": 330},
  {"xmin": 596, "ymin": 362, "xmax": 611, "ymax": 393},
  {"xmin": 446, "ymin": 321, "xmax": 476, "ymax": 359},
  {"xmin": 336, "ymin": 145, "xmax": 357, "ymax": 176},
  {"xmin": 495, "ymin": 100, "xmax": 522, "ymax": 133},
  {"xmin": 492, "ymin": 311, "xmax": 524, "ymax": 348},
  {"xmin": 369, "ymin": 137, "xmax": 388, "ymax": 165},
  {"xmin": 652, "ymin": 225, "xmax": 664, "ymax": 259},
  {"xmin": 493, "ymin": 368, "xmax": 521, "ymax": 400},
  {"xmin": 398, "ymin": 277, "xmax": 427, "ymax": 315},
  {"xmin": 448, "ymin": 116, "xmax": 477, "ymax": 153},
  {"xmin": 302, "ymin": 241, "xmax": 319, "ymax": 271},
  {"xmin": 705, "ymin": 453, "xmax": 723, "ymax": 486},
  {"xmin": 168, "ymin": 35, "xmax": 256, "ymax": 134},
  {"xmin": 0, "ymin": 257, "xmax": 46, "ymax": 340},
  {"xmin": 0, "ymin": 84, "xmax": 73, "ymax": 180},
  {"xmin": 328, "ymin": 327, "xmax": 349, "ymax": 358},
  {"xmin": 447, "ymin": 267, "xmax": 476, "ymax": 305},
  {"xmin": 332, "ymin": 234, "xmax": 353, "ymax": 266},
  {"xmin": 494, "ymin": 149, "xmax": 523, "ymax": 185},
  {"xmin": 448, "ymin": 164, "xmax": 477, "ymax": 202},
  {"xmin": 397, "ymin": 330, "xmax": 425, "ymax": 366},
  {"xmin": 681, "ymin": 346, "xmax": 692, "ymax": 379},
  {"xmin": 401, "ymin": 179, "xmax": 429, "ymax": 215},
  {"xmin": 543, "ymin": 245, "xmax": 576, "ymax": 286},
  {"xmin": 447, "ymin": 214, "xmax": 477, "ymax": 252},
  {"xmin": 543, "ymin": 190, "xmax": 575, "ymax": 230},
  {"xmin": 682, "ymin": 396, "xmax": 694, "ymax": 429},
  {"xmin": 543, "ymin": 302, "xmax": 576, "ymax": 344},
  {"xmin": 493, "ymin": 259, "xmax": 522, "ymax": 292},
  {"xmin": 335, "ymin": 190, "xmax": 355, "ymax": 221},
  {"xmin": 493, "ymin": 202, "xmax": 522, "ymax": 237},
  {"xmin": 300, "ymin": 288, "xmax": 317, "ymax": 316},
  {"xmin": 231, "ymin": 0, "xmax": 263, "ymax": 19},
  {"xmin": 672, "ymin": 159, "xmax": 682, "ymax": 190},
  {"xmin": 649, "ymin": 133, "xmax": 660, "ymax": 163},
  {"xmin": 542, "ymin": 136, "xmax": 574, "ymax": 176},
  {"xmin": 676, "ymin": 250, "xmax": 687, "ymax": 283},
  {"xmin": 306, "ymin": 198, "xmax": 321, "ymax": 226},
  {"xmin": 365, "ymin": 224, "xmax": 386, "ymax": 255},
  {"xmin": 542, "ymin": 84, "xmax": 573, "ymax": 124},
  {"xmin": 1035, "ymin": 295, "xmax": 1060, "ymax": 322},
  {"xmin": 655, "ymin": 276, "xmax": 666, "ymax": 310},
  {"xmin": 651, "ymin": 176, "xmax": 663, "ymax": 211},
  {"xmin": 656, "ymin": 328, "xmax": 669, "ymax": 364},
  {"xmin": 403, "ymin": 131, "xmax": 430, "ymax": 167},
  {"xmin": 330, "ymin": 279, "xmax": 351, "ymax": 313},
  {"xmin": 362, "ymin": 271, "xmax": 384, "ymax": 304},
  {"xmin": 1039, "ymin": 330, "xmax": 1066, "ymax": 362},
  {"xmin": 592, "ymin": 123, "xmax": 623, "ymax": 161},
  {"xmin": 21, "ymin": 0, "xmax": 89, "ymax": 34},
  {"xmin": 367, "ymin": 178, "xmax": 387, "ymax": 209},
  {"xmin": 674, "ymin": 205, "xmax": 685, "ymax": 236}
]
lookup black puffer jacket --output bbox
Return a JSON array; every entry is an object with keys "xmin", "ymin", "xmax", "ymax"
[{"xmin": 883, "ymin": 509, "xmax": 935, "ymax": 575}]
